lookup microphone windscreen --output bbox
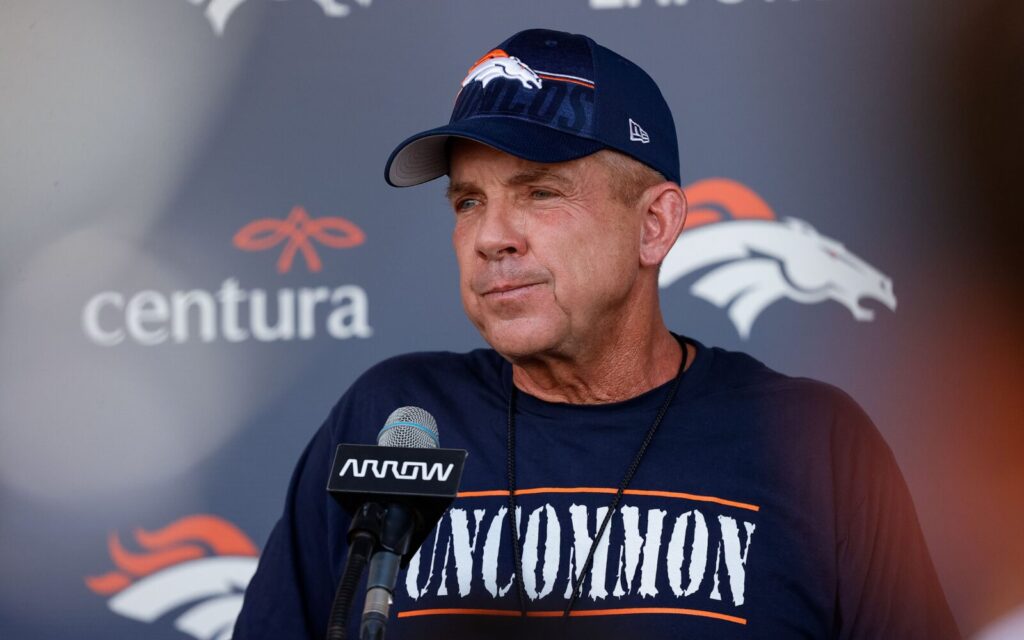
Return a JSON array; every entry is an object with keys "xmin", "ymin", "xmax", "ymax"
[{"xmin": 377, "ymin": 406, "xmax": 439, "ymax": 449}]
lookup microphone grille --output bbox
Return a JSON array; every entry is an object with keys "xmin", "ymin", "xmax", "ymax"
[{"xmin": 377, "ymin": 406, "xmax": 440, "ymax": 449}]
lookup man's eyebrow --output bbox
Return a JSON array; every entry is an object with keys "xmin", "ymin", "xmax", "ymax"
[
  {"xmin": 444, "ymin": 169, "xmax": 573, "ymax": 201},
  {"xmin": 445, "ymin": 181, "xmax": 474, "ymax": 201},
  {"xmin": 506, "ymin": 168, "xmax": 572, "ymax": 188}
]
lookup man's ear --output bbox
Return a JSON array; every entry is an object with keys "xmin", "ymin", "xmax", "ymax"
[{"xmin": 639, "ymin": 183, "xmax": 687, "ymax": 267}]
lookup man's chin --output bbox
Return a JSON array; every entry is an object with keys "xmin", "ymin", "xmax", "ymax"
[{"xmin": 477, "ymin": 323, "xmax": 562, "ymax": 361}]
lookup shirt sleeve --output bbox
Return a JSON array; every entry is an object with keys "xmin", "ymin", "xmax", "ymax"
[
  {"xmin": 233, "ymin": 412, "xmax": 340, "ymax": 640},
  {"xmin": 830, "ymin": 393, "xmax": 961, "ymax": 639}
]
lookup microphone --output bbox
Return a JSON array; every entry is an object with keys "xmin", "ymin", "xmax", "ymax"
[
  {"xmin": 326, "ymin": 407, "xmax": 467, "ymax": 640},
  {"xmin": 362, "ymin": 408, "xmax": 440, "ymax": 639}
]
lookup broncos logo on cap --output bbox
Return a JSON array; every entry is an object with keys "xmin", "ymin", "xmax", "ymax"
[
  {"xmin": 660, "ymin": 179, "xmax": 897, "ymax": 339},
  {"xmin": 86, "ymin": 514, "xmax": 259, "ymax": 640},
  {"xmin": 462, "ymin": 49, "xmax": 542, "ymax": 90}
]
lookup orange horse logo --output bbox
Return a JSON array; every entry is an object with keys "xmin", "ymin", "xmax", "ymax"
[
  {"xmin": 86, "ymin": 514, "xmax": 260, "ymax": 640},
  {"xmin": 661, "ymin": 179, "xmax": 897, "ymax": 338}
]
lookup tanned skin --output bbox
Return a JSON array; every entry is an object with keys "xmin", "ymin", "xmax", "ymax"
[{"xmin": 446, "ymin": 140, "xmax": 690, "ymax": 404}]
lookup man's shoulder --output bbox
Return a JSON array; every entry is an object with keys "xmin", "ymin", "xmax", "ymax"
[
  {"xmin": 695, "ymin": 339, "xmax": 867, "ymax": 420},
  {"xmin": 697, "ymin": 340, "xmax": 831, "ymax": 392},
  {"xmin": 693, "ymin": 340, "xmax": 888, "ymax": 472}
]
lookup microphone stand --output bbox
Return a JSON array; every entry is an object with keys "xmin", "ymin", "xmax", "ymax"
[
  {"xmin": 324, "ymin": 502, "xmax": 415, "ymax": 640},
  {"xmin": 360, "ymin": 503, "xmax": 413, "ymax": 640},
  {"xmin": 325, "ymin": 503, "xmax": 386, "ymax": 640}
]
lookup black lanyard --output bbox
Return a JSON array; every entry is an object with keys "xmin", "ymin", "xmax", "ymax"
[{"xmin": 504, "ymin": 337, "xmax": 689, "ymax": 616}]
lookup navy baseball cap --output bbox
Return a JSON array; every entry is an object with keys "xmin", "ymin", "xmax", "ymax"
[{"xmin": 385, "ymin": 28, "xmax": 680, "ymax": 187}]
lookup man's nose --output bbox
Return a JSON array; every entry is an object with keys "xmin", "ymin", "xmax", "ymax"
[{"xmin": 475, "ymin": 199, "xmax": 527, "ymax": 260}]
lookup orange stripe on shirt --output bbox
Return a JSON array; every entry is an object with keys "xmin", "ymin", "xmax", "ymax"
[
  {"xmin": 456, "ymin": 487, "xmax": 760, "ymax": 512},
  {"xmin": 397, "ymin": 606, "xmax": 747, "ymax": 624}
]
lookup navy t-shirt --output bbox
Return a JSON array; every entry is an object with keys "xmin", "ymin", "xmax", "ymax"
[{"xmin": 234, "ymin": 338, "xmax": 959, "ymax": 639}]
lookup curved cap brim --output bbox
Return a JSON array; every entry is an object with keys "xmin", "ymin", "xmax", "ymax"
[{"xmin": 385, "ymin": 117, "xmax": 606, "ymax": 187}]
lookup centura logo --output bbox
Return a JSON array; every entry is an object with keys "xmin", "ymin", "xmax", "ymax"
[
  {"xmin": 189, "ymin": 0, "xmax": 373, "ymax": 36},
  {"xmin": 233, "ymin": 205, "xmax": 365, "ymax": 273},
  {"xmin": 660, "ymin": 179, "xmax": 897, "ymax": 339},
  {"xmin": 86, "ymin": 514, "xmax": 259, "ymax": 640},
  {"xmin": 340, "ymin": 458, "xmax": 455, "ymax": 482},
  {"xmin": 81, "ymin": 205, "xmax": 372, "ymax": 346},
  {"xmin": 462, "ymin": 49, "xmax": 542, "ymax": 90}
]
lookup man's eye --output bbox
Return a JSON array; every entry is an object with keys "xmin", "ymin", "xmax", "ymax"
[
  {"xmin": 455, "ymin": 198, "xmax": 480, "ymax": 212},
  {"xmin": 531, "ymin": 189, "xmax": 556, "ymax": 200}
]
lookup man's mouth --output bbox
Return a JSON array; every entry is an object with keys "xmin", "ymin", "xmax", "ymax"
[{"xmin": 482, "ymin": 282, "xmax": 544, "ymax": 298}]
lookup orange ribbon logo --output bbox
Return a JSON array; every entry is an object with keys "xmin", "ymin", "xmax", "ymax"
[{"xmin": 233, "ymin": 206, "xmax": 365, "ymax": 273}]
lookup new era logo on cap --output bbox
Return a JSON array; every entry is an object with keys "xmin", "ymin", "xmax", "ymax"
[{"xmin": 629, "ymin": 118, "xmax": 650, "ymax": 144}]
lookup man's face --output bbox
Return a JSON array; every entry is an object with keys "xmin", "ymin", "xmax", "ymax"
[{"xmin": 447, "ymin": 141, "xmax": 644, "ymax": 361}]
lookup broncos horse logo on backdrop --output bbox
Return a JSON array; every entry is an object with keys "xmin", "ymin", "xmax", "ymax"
[
  {"xmin": 188, "ymin": 0, "xmax": 372, "ymax": 36},
  {"xmin": 660, "ymin": 179, "xmax": 897, "ymax": 339},
  {"xmin": 86, "ymin": 514, "xmax": 259, "ymax": 640}
]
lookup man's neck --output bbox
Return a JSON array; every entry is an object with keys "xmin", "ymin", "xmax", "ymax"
[{"xmin": 510, "ymin": 327, "xmax": 689, "ymax": 404}]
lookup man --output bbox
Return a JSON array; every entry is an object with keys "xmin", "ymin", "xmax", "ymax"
[{"xmin": 235, "ymin": 29, "xmax": 959, "ymax": 639}]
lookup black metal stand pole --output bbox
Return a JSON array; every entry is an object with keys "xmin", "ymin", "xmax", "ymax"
[{"xmin": 325, "ymin": 503, "xmax": 388, "ymax": 640}]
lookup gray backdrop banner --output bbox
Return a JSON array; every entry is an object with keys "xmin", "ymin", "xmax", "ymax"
[{"xmin": 2, "ymin": 1, "xmax": 1021, "ymax": 638}]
